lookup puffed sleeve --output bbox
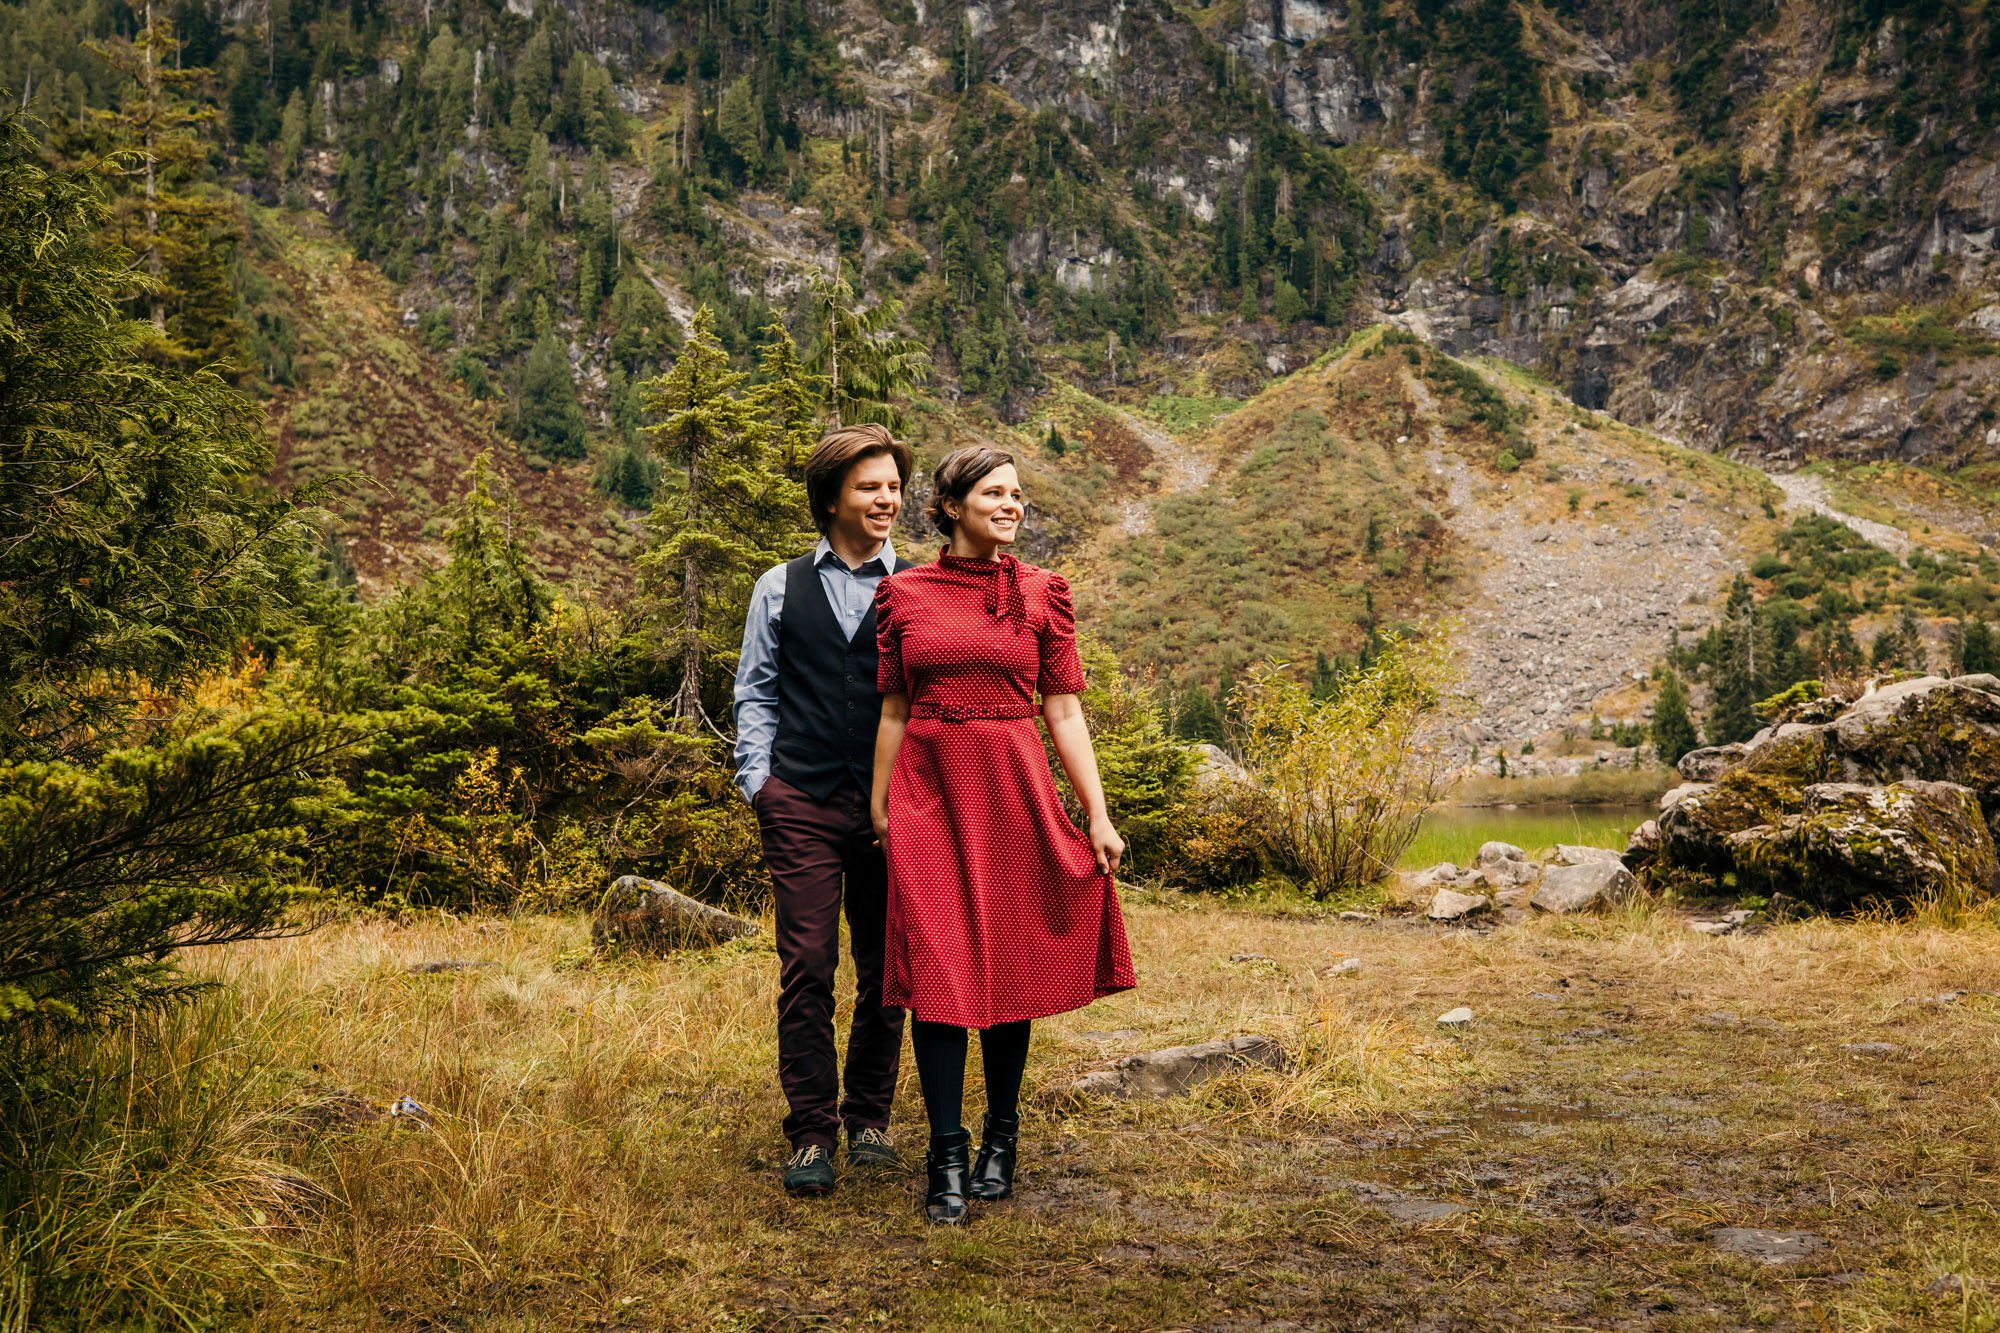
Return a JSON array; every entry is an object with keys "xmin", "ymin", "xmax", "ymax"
[
  {"xmin": 1036, "ymin": 573, "xmax": 1087, "ymax": 696},
  {"xmin": 874, "ymin": 577, "xmax": 907, "ymax": 694}
]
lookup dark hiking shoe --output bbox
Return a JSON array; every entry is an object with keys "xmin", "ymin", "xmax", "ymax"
[
  {"xmin": 848, "ymin": 1125, "xmax": 903, "ymax": 1170},
  {"xmin": 782, "ymin": 1144, "xmax": 836, "ymax": 1195}
]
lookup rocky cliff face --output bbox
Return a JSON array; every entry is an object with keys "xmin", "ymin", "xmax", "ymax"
[{"xmin": 832, "ymin": 0, "xmax": 2000, "ymax": 467}]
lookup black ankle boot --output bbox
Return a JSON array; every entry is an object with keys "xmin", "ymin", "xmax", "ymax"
[
  {"xmin": 922, "ymin": 1128, "xmax": 972, "ymax": 1225},
  {"xmin": 969, "ymin": 1113, "xmax": 1018, "ymax": 1201}
]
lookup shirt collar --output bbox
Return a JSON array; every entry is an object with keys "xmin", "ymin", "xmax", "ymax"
[{"xmin": 814, "ymin": 535, "xmax": 895, "ymax": 575}]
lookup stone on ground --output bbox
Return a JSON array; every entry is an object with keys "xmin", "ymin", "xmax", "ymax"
[
  {"xmin": 1711, "ymin": 1228, "xmax": 1827, "ymax": 1264},
  {"xmin": 1327, "ymin": 956, "xmax": 1362, "ymax": 976},
  {"xmin": 593, "ymin": 875, "xmax": 762, "ymax": 954},
  {"xmin": 1065, "ymin": 1034, "xmax": 1286, "ymax": 1099},
  {"xmin": 1532, "ymin": 860, "xmax": 1636, "ymax": 913},
  {"xmin": 1551, "ymin": 843, "xmax": 1624, "ymax": 866},
  {"xmin": 1436, "ymin": 1006, "xmax": 1474, "ymax": 1028},
  {"xmin": 1426, "ymin": 888, "xmax": 1493, "ymax": 920},
  {"xmin": 1473, "ymin": 840, "xmax": 1539, "ymax": 887}
]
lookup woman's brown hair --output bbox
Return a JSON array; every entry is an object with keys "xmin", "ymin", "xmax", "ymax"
[
  {"xmin": 926, "ymin": 445, "xmax": 1018, "ymax": 538},
  {"xmin": 802, "ymin": 424, "xmax": 914, "ymax": 536}
]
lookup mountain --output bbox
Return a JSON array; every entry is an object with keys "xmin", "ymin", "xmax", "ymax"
[{"xmin": 12, "ymin": 0, "xmax": 2000, "ymax": 745}]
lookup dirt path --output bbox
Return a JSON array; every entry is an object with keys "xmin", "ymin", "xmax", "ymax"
[
  {"xmin": 1111, "ymin": 405, "xmax": 1219, "ymax": 536},
  {"xmin": 1767, "ymin": 470, "xmax": 1914, "ymax": 556}
]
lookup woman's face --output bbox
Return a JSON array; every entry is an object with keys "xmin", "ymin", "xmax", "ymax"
[{"xmin": 948, "ymin": 463, "xmax": 1024, "ymax": 551}]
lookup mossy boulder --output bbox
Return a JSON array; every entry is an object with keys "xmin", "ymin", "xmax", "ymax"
[
  {"xmin": 1729, "ymin": 781, "xmax": 1998, "ymax": 913},
  {"xmin": 1827, "ymin": 676, "xmax": 2000, "ymax": 791},
  {"xmin": 1649, "ymin": 676, "xmax": 2000, "ymax": 912}
]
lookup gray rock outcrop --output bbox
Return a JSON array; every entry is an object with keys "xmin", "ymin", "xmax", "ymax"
[
  {"xmin": 593, "ymin": 876, "xmax": 762, "ymax": 954},
  {"xmin": 1643, "ymin": 675, "xmax": 2000, "ymax": 912},
  {"xmin": 1533, "ymin": 860, "xmax": 1636, "ymax": 913},
  {"xmin": 1065, "ymin": 1034, "xmax": 1287, "ymax": 1099},
  {"xmin": 1426, "ymin": 888, "xmax": 1493, "ymax": 920}
]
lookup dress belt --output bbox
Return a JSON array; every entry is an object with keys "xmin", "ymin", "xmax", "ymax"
[{"xmin": 910, "ymin": 702, "xmax": 1039, "ymax": 722}]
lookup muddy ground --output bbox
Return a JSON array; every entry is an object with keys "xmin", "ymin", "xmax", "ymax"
[{"xmin": 238, "ymin": 902, "xmax": 2000, "ymax": 1331}]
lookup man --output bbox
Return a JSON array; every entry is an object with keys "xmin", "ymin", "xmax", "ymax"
[{"xmin": 734, "ymin": 422, "xmax": 917, "ymax": 1195}]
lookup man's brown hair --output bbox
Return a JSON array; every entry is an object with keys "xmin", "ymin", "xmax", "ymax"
[{"xmin": 802, "ymin": 424, "xmax": 913, "ymax": 537}]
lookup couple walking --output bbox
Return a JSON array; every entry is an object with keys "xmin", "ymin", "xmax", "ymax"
[{"xmin": 733, "ymin": 424, "xmax": 1135, "ymax": 1224}]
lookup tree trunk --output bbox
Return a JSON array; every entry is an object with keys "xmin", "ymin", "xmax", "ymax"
[
  {"xmin": 144, "ymin": 0, "xmax": 163, "ymax": 332},
  {"xmin": 676, "ymin": 429, "xmax": 703, "ymax": 722}
]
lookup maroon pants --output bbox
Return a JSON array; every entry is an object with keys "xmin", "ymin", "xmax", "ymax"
[{"xmin": 755, "ymin": 775, "xmax": 904, "ymax": 1151}]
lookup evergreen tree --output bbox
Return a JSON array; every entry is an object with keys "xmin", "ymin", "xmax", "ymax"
[
  {"xmin": 1871, "ymin": 606, "xmax": 1927, "ymax": 674},
  {"xmin": 1960, "ymin": 618, "xmax": 1998, "ymax": 675},
  {"xmin": 0, "ymin": 107, "xmax": 341, "ymax": 1026},
  {"xmin": 717, "ymin": 75, "xmax": 763, "ymax": 177},
  {"xmin": 639, "ymin": 306, "xmax": 809, "ymax": 722},
  {"xmin": 1175, "ymin": 683, "xmax": 1226, "ymax": 745},
  {"xmin": 1812, "ymin": 617, "xmax": 1865, "ymax": 676},
  {"xmin": 86, "ymin": 1, "xmax": 244, "ymax": 361},
  {"xmin": 803, "ymin": 266, "xmax": 932, "ymax": 430},
  {"xmin": 1707, "ymin": 575, "xmax": 1760, "ymax": 744},
  {"xmin": 0, "ymin": 107, "xmax": 314, "ymax": 759},
  {"xmin": 517, "ymin": 331, "xmax": 588, "ymax": 459},
  {"xmin": 745, "ymin": 316, "xmax": 828, "ymax": 481},
  {"xmin": 1651, "ymin": 666, "xmax": 1700, "ymax": 765}
]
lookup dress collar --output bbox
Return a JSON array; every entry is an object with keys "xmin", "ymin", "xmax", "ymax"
[{"xmin": 937, "ymin": 550, "xmax": 1027, "ymax": 630}]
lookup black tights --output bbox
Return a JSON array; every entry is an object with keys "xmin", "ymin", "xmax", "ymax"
[{"xmin": 909, "ymin": 1019, "xmax": 1031, "ymax": 1137}]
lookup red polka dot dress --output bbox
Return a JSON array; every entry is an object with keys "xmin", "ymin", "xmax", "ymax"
[{"xmin": 874, "ymin": 552, "xmax": 1137, "ymax": 1029}]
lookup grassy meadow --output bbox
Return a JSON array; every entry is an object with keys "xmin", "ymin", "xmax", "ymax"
[{"xmin": 41, "ymin": 894, "xmax": 2000, "ymax": 1330}]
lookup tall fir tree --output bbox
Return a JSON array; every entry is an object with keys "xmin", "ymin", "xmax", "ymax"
[
  {"xmin": 745, "ymin": 316, "xmax": 828, "ymax": 481},
  {"xmin": 1707, "ymin": 575, "xmax": 1760, "ymax": 744},
  {"xmin": 1650, "ymin": 667, "xmax": 1700, "ymax": 766},
  {"xmin": 85, "ymin": 0, "xmax": 244, "ymax": 362},
  {"xmin": 517, "ymin": 331, "xmax": 588, "ymax": 459},
  {"xmin": 803, "ymin": 266, "xmax": 932, "ymax": 430},
  {"xmin": 1959, "ymin": 618, "xmax": 1998, "ymax": 675},
  {"xmin": 640, "ymin": 306, "xmax": 808, "ymax": 723}
]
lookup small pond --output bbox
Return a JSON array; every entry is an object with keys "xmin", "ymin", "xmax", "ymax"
[{"xmin": 1399, "ymin": 803, "xmax": 1653, "ymax": 870}]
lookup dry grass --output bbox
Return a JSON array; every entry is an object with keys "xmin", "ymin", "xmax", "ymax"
[{"xmin": 101, "ymin": 898, "xmax": 2000, "ymax": 1329}]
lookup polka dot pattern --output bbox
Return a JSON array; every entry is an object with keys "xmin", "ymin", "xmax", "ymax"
[{"xmin": 874, "ymin": 552, "xmax": 1137, "ymax": 1029}]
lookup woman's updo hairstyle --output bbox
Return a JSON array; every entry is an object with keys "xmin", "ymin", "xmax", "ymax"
[{"xmin": 926, "ymin": 445, "xmax": 1017, "ymax": 538}]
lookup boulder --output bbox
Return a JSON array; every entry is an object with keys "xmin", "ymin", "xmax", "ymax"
[
  {"xmin": 1064, "ymin": 1034, "xmax": 1286, "ymax": 1099},
  {"xmin": 1828, "ymin": 676, "xmax": 2000, "ymax": 789},
  {"xmin": 593, "ymin": 876, "xmax": 762, "ymax": 954},
  {"xmin": 1551, "ymin": 844, "xmax": 1623, "ymax": 866},
  {"xmin": 1730, "ymin": 780, "xmax": 1999, "ymax": 912},
  {"xmin": 1678, "ymin": 743, "xmax": 1750, "ymax": 782},
  {"xmin": 1532, "ymin": 860, "xmax": 1636, "ymax": 913},
  {"xmin": 1626, "ymin": 819, "xmax": 1661, "ymax": 855},
  {"xmin": 1473, "ymin": 841, "xmax": 1528, "ymax": 869},
  {"xmin": 1659, "ymin": 781, "xmax": 1713, "ymax": 813},
  {"xmin": 1409, "ymin": 861, "xmax": 1462, "ymax": 887},
  {"xmin": 1190, "ymin": 743, "xmax": 1254, "ymax": 807},
  {"xmin": 1472, "ymin": 841, "xmax": 1539, "ymax": 888},
  {"xmin": 1426, "ymin": 888, "xmax": 1493, "ymax": 920}
]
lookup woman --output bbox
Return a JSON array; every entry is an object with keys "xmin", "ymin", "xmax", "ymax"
[{"xmin": 870, "ymin": 445, "xmax": 1136, "ymax": 1225}]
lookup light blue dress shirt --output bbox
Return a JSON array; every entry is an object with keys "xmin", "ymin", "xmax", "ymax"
[{"xmin": 732, "ymin": 536, "xmax": 898, "ymax": 803}]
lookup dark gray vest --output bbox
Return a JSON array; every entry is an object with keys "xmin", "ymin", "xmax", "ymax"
[{"xmin": 771, "ymin": 552, "xmax": 916, "ymax": 802}]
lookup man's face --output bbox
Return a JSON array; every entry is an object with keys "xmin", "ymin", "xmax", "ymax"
[{"xmin": 829, "ymin": 453, "xmax": 903, "ymax": 546}]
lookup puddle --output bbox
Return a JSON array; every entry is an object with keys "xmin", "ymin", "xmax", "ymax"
[{"xmin": 1471, "ymin": 1102, "xmax": 1626, "ymax": 1135}]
